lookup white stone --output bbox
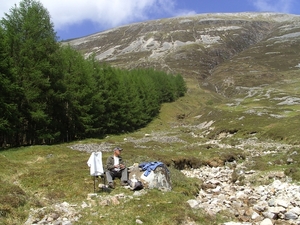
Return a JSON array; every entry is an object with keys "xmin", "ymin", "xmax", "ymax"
[
  {"xmin": 136, "ymin": 219, "xmax": 144, "ymax": 224},
  {"xmin": 271, "ymin": 180, "xmax": 282, "ymax": 188},
  {"xmin": 290, "ymin": 207, "xmax": 300, "ymax": 215},
  {"xmin": 251, "ymin": 211, "xmax": 260, "ymax": 220},
  {"xmin": 268, "ymin": 206, "xmax": 286, "ymax": 214},
  {"xmin": 253, "ymin": 202, "xmax": 267, "ymax": 212},
  {"xmin": 187, "ymin": 199, "xmax": 199, "ymax": 208},
  {"xmin": 212, "ymin": 185, "xmax": 221, "ymax": 193},
  {"xmin": 236, "ymin": 191, "xmax": 247, "ymax": 199},
  {"xmin": 260, "ymin": 218, "xmax": 273, "ymax": 225},
  {"xmin": 285, "ymin": 211, "xmax": 298, "ymax": 220},
  {"xmin": 81, "ymin": 201, "xmax": 89, "ymax": 209},
  {"xmin": 275, "ymin": 199, "xmax": 289, "ymax": 208},
  {"xmin": 182, "ymin": 163, "xmax": 300, "ymax": 224}
]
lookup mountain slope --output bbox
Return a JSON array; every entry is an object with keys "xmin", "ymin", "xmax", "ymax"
[
  {"xmin": 65, "ymin": 12, "xmax": 300, "ymax": 143},
  {"xmin": 65, "ymin": 13, "xmax": 298, "ymax": 79}
]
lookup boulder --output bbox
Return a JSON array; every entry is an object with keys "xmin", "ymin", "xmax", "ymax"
[{"xmin": 128, "ymin": 163, "xmax": 171, "ymax": 191}]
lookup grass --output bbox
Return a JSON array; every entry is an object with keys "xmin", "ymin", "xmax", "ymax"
[
  {"xmin": 79, "ymin": 189, "xmax": 211, "ymax": 225},
  {"xmin": 0, "ymin": 79, "xmax": 230, "ymax": 224},
  {"xmin": 2, "ymin": 75, "xmax": 300, "ymax": 224},
  {"xmin": 3, "ymin": 14, "xmax": 300, "ymax": 224},
  {"xmin": 0, "ymin": 143, "xmax": 227, "ymax": 225}
]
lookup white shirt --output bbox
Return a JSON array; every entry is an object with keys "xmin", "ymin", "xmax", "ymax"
[
  {"xmin": 87, "ymin": 152, "xmax": 104, "ymax": 176},
  {"xmin": 113, "ymin": 156, "xmax": 120, "ymax": 171}
]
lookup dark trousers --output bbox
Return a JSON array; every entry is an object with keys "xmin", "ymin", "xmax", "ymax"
[{"xmin": 106, "ymin": 168, "xmax": 128, "ymax": 183}]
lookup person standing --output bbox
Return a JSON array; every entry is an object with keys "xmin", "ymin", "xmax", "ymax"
[{"xmin": 105, "ymin": 147, "xmax": 128, "ymax": 188}]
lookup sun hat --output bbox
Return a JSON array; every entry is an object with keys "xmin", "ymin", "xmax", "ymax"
[{"xmin": 113, "ymin": 147, "xmax": 123, "ymax": 151}]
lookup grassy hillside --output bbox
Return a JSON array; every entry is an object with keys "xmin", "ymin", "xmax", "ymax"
[
  {"xmin": 65, "ymin": 12, "xmax": 300, "ymax": 144},
  {"xmin": 1, "ymin": 77, "xmax": 300, "ymax": 224},
  {"xmin": 2, "ymin": 12, "xmax": 300, "ymax": 224}
]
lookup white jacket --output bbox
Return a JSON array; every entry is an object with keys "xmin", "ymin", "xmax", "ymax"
[{"xmin": 87, "ymin": 152, "xmax": 104, "ymax": 176}]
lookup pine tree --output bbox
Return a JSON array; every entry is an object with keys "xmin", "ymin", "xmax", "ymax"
[
  {"xmin": 1, "ymin": 0, "xmax": 61, "ymax": 145},
  {"xmin": 59, "ymin": 46, "xmax": 95, "ymax": 140},
  {"xmin": 0, "ymin": 26, "xmax": 19, "ymax": 146}
]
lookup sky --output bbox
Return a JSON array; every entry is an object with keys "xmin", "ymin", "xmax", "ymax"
[{"xmin": 1, "ymin": 0, "xmax": 300, "ymax": 41}]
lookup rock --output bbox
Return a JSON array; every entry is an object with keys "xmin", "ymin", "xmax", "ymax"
[
  {"xmin": 275, "ymin": 199, "xmax": 289, "ymax": 208},
  {"xmin": 187, "ymin": 199, "xmax": 199, "ymax": 208},
  {"xmin": 87, "ymin": 193, "xmax": 97, "ymax": 200},
  {"xmin": 183, "ymin": 164, "xmax": 300, "ymax": 224},
  {"xmin": 222, "ymin": 222, "xmax": 251, "ymax": 225},
  {"xmin": 251, "ymin": 211, "xmax": 260, "ymax": 220},
  {"xmin": 287, "ymin": 158, "xmax": 293, "ymax": 164},
  {"xmin": 284, "ymin": 211, "xmax": 298, "ymax": 220},
  {"xmin": 253, "ymin": 201, "xmax": 268, "ymax": 212},
  {"xmin": 99, "ymin": 199, "xmax": 110, "ymax": 206},
  {"xmin": 110, "ymin": 196, "xmax": 120, "ymax": 205},
  {"xmin": 81, "ymin": 201, "xmax": 89, "ymax": 208},
  {"xmin": 290, "ymin": 207, "xmax": 300, "ymax": 215},
  {"xmin": 136, "ymin": 219, "xmax": 143, "ymax": 224},
  {"xmin": 24, "ymin": 202, "xmax": 80, "ymax": 225},
  {"xmin": 129, "ymin": 163, "xmax": 172, "ymax": 191},
  {"xmin": 260, "ymin": 218, "xmax": 273, "ymax": 225},
  {"xmin": 268, "ymin": 206, "xmax": 286, "ymax": 214},
  {"xmin": 262, "ymin": 211, "xmax": 276, "ymax": 220}
]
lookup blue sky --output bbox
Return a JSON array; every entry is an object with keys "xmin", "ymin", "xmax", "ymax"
[{"xmin": 1, "ymin": 0, "xmax": 300, "ymax": 40}]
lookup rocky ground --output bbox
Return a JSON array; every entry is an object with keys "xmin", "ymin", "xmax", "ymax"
[
  {"xmin": 183, "ymin": 165, "xmax": 300, "ymax": 225},
  {"xmin": 24, "ymin": 131, "xmax": 300, "ymax": 225}
]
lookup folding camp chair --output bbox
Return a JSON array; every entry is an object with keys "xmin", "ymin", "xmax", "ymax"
[
  {"xmin": 93, "ymin": 174, "xmax": 106, "ymax": 192},
  {"xmin": 87, "ymin": 152, "xmax": 106, "ymax": 193}
]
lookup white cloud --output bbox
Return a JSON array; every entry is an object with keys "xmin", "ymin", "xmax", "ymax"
[
  {"xmin": 252, "ymin": 0, "xmax": 294, "ymax": 13},
  {"xmin": 0, "ymin": 0, "xmax": 178, "ymax": 31}
]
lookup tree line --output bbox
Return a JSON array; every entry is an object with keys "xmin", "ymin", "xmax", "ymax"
[{"xmin": 0, "ymin": 0, "xmax": 187, "ymax": 147}]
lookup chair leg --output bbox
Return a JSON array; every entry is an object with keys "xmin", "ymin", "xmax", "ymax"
[
  {"xmin": 92, "ymin": 174, "xmax": 106, "ymax": 192},
  {"xmin": 102, "ymin": 173, "xmax": 106, "ymax": 185},
  {"xmin": 94, "ymin": 176, "xmax": 96, "ymax": 193}
]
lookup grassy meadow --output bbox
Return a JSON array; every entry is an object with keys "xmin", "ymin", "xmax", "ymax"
[{"xmin": 1, "ymin": 77, "xmax": 300, "ymax": 225}]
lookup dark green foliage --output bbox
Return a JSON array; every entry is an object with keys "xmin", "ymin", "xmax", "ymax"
[
  {"xmin": 87, "ymin": 65, "xmax": 186, "ymax": 136},
  {"xmin": 0, "ymin": 26, "xmax": 19, "ymax": 146},
  {"xmin": 58, "ymin": 46, "xmax": 96, "ymax": 141},
  {"xmin": 0, "ymin": 0, "xmax": 187, "ymax": 147},
  {"xmin": 1, "ymin": 0, "xmax": 61, "ymax": 145}
]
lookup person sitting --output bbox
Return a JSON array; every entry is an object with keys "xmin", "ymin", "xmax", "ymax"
[{"xmin": 105, "ymin": 147, "xmax": 128, "ymax": 188}]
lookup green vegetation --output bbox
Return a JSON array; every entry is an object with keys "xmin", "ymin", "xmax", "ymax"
[
  {"xmin": 1, "ymin": 76, "xmax": 300, "ymax": 224},
  {"xmin": 0, "ymin": 0, "xmax": 186, "ymax": 147},
  {"xmin": 0, "ymin": 141, "xmax": 223, "ymax": 225},
  {"xmin": 2, "ymin": 1, "xmax": 300, "ymax": 225}
]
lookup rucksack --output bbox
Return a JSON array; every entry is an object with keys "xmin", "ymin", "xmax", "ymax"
[{"xmin": 128, "ymin": 175, "xmax": 143, "ymax": 191}]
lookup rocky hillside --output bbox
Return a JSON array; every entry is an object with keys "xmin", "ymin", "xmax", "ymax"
[
  {"xmin": 11, "ymin": 14, "xmax": 300, "ymax": 225},
  {"xmin": 7, "ymin": 13, "xmax": 300, "ymax": 225},
  {"xmin": 65, "ymin": 12, "xmax": 300, "ymax": 143},
  {"xmin": 65, "ymin": 13, "xmax": 299, "ymax": 89}
]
